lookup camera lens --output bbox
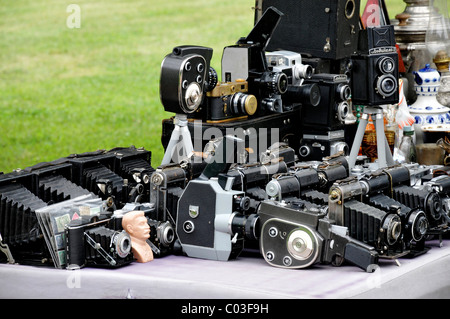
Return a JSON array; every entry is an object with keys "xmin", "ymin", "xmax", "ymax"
[
  {"xmin": 337, "ymin": 84, "xmax": 351, "ymax": 101},
  {"xmin": 376, "ymin": 74, "xmax": 397, "ymax": 97},
  {"xmin": 299, "ymin": 145, "xmax": 311, "ymax": 158},
  {"xmin": 261, "ymin": 71, "xmax": 288, "ymax": 95},
  {"xmin": 230, "ymin": 92, "xmax": 257, "ymax": 116},
  {"xmin": 336, "ymin": 101, "xmax": 350, "ymax": 122},
  {"xmin": 382, "ymin": 214, "xmax": 402, "ymax": 246},
  {"xmin": 231, "ymin": 213, "xmax": 260, "ymax": 241},
  {"xmin": 112, "ymin": 231, "xmax": 132, "ymax": 258},
  {"xmin": 377, "ymin": 57, "xmax": 395, "ymax": 74},
  {"xmin": 159, "ymin": 221, "xmax": 175, "ymax": 246},
  {"xmin": 408, "ymin": 210, "xmax": 429, "ymax": 242},
  {"xmin": 426, "ymin": 192, "xmax": 443, "ymax": 220}
]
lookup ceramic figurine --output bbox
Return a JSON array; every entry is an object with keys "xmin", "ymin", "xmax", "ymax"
[
  {"xmin": 408, "ymin": 64, "xmax": 450, "ymax": 126},
  {"xmin": 122, "ymin": 210, "xmax": 154, "ymax": 263}
]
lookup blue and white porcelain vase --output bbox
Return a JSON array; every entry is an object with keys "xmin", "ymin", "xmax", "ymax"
[{"xmin": 408, "ymin": 64, "xmax": 450, "ymax": 126}]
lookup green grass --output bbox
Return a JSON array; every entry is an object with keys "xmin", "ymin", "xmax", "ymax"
[{"xmin": 0, "ymin": 0, "xmax": 407, "ymax": 172}]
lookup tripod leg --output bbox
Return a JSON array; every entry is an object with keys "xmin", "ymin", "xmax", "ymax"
[
  {"xmin": 374, "ymin": 114, "xmax": 387, "ymax": 168},
  {"xmin": 180, "ymin": 126, "xmax": 194, "ymax": 156},
  {"xmin": 161, "ymin": 126, "xmax": 182, "ymax": 165},
  {"xmin": 348, "ymin": 116, "xmax": 369, "ymax": 168}
]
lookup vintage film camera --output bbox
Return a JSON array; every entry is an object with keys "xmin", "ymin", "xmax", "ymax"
[
  {"xmin": 265, "ymin": 155, "xmax": 350, "ymax": 205},
  {"xmin": 255, "ymin": 0, "xmax": 361, "ymax": 61},
  {"xmin": 328, "ymin": 177, "xmax": 407, "ymax": 258},
  {"xmin": 66, "ymin": 213, "xmax": 133, "ymax": 269},
  {"xmin": 299, "ymin": 130, "xmax": 349, "ymax": 162},
  {"xmin": 110, "ymin": 202, "xmax": 177, "ymax": 258},
  {"xmin": 351, "ymin": 25, "xmax": 399, "ymax": 106},
  {"xmin": 159, "ymin": 7, "xmax": 319, "ymax": 163},
  {"xmin": 175, "ymin": 136, "xmax": 260, "ymax": 261},
  {"xmin": 258, "ymin": 199, "xmax": 379, "ymax": 272},
  {"xmin": 301, "ymin": 74, "xmax": 351, "ymax": 131},
  {"xmin": 160, "ymin": 45, "xmax": 214, "ymax": 116}
]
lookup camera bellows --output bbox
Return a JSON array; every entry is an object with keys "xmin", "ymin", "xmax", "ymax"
[
  {"xmin": 38, "ymin": 175, "xmax": 92, "ymax": 203},
  {"xmin": 368, "ymin": 193, "xmax": 429, "ymax": 244},
  {"xmin": 0, "ymin": 183, "xmax": 47, "ymax": 245},
  {"xmin": 393, "ymin": 185, "xmax": 443, "ymax": 223},
  {"xmin": 83, "ymin": 164, "xmax": 123, "ymax": 197},
  {"xmin": 343, "ymin": 199, "xmax": 402, "ymax": 249},
  {"xmin": 119, "ymin": 157, "xmax": 155, "ymax": 182}
]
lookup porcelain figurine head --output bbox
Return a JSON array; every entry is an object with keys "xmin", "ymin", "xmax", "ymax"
[{"xmin": 122, "ymin": 210, "xmax": 154, "ymax": 263}]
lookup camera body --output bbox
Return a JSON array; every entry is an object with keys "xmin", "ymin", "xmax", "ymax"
[
  {"xmin": 351, "ymin": 25, "xmax": 399, "ymax": 106},
  {"xmin": 66, "ymin": 214, "xmax": 133, "ymax": 268},
  {"xmin": 302, "ymin": 74, "xmax": 351, "ymax": 131},
  {"xmin": 299, "ymin": 130, "xmax": 349, "ymax": 161},
  {"xmin": 174, "ymin": 137, "xmax": 260, "ymax": 261},
  {"xmin": 328, "ymin": 177, "xmax": 406, "ymax": 258},
  {"xmin": 205, "ymin": 80, "xmax": 258, "ymax": 122},
  {"xmin": 257, "ymin": 0, "xmax": 361, "ymax": 61},
  {"xmin": 176, "ymin": 176, "xmax": 259, "ymax": 261},
  {"xmin": 160, "ymin": 45, "xmax": 214, "ymax": 115},
  {"xmin": 258, "ymin": 199, "xmax": 379, "ymax": 272}
]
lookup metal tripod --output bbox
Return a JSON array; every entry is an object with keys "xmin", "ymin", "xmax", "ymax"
[
  {"xmin": 161, "ymin": 114, "xmax": 194, "ymax": 165},
  {"xmin": 348, "ymin": 106, "xmax": 394, "ymax": 169}
]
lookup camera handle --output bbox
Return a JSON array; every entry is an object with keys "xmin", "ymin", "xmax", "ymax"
[
  {"xmin": 161, "ymin": 114, "xmax": 194, "ymax": 165},
  {"xmin": 348, "ymin": 106, "xmax": 394, "ymax": 170}
]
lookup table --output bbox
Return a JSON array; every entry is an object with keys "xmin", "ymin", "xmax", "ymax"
[{"xmin": 1, "ymin": 239, "xmax": 449, "ymax": 300}]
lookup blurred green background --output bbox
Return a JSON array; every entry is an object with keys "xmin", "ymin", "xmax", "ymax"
[{"xmin": 0, "ymin": 0, "xmax": 407, "ymax": 172}]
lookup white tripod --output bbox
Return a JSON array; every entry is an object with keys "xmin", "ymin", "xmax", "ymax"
[
  {"xmin": 161, "ymin": 114, "xmax": 194, "ymax": 165},
  {"xmin": 348, "ymin": 106, "xmax": 394, "ymax": 169}
]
